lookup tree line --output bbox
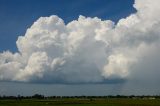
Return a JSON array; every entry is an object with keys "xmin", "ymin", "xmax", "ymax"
[{"xmin": 0, "ymin": 94, "xmax": 160, "ymax": 99}]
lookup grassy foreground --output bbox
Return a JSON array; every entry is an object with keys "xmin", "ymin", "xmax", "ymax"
[{"xmin": 0, "ymin": 98, "xmax": 160, "ymax": 106}]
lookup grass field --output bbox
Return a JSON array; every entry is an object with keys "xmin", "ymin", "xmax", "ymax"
[{"xmin": 0, "ymin": 98, "xmax": 160, "ymax": 106}]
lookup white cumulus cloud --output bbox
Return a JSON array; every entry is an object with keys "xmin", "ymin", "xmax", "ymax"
[{"xmin": 0, "ymin": 0, "xmax": 160, "ymax": 83}]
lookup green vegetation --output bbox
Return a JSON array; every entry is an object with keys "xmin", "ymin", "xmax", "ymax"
[{"xmin": 0, "ymin": 98, "xmax": 160, "ymax": 106}]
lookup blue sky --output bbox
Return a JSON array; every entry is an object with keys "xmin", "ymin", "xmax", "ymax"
[
  {"xmin": 0, "ymin": 0, "xmax": 136, "ymax": 52},
  {"xmin": 1, "ymin": 0, "xmax": 160, "ymax": 96}
]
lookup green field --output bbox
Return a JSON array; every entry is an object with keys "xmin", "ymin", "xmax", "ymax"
[{"xmin": 0, "ymin": 98, "xmax": 160, "ymax": 106}]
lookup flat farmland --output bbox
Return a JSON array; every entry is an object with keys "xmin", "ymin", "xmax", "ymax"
[{"xmin": 0, "ymin": 98, "xmax": 160, "ymax": 106}]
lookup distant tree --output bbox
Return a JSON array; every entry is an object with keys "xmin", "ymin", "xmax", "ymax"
[{"xmin": 32, "ymin": 94, "xmax": 44, "ymax": 99}]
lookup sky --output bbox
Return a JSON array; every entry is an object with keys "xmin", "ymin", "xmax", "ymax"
[
  {"xmin": 1, "ymin": 0, "xmax": 160, "ymax": 96},
  {"xmin": 0, "ymin": 0, "xmax": 135, "ymax": 52}
]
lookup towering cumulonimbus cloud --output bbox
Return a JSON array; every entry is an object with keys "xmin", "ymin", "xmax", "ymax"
[{"xmin": 0, "ymin": 0, "xmax": 160, "ymax": 83}]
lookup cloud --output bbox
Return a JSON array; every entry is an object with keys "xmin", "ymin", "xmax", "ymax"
[{"xmin": 0, "ymin": 0, "xmax": 160, "ymax": 84}]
